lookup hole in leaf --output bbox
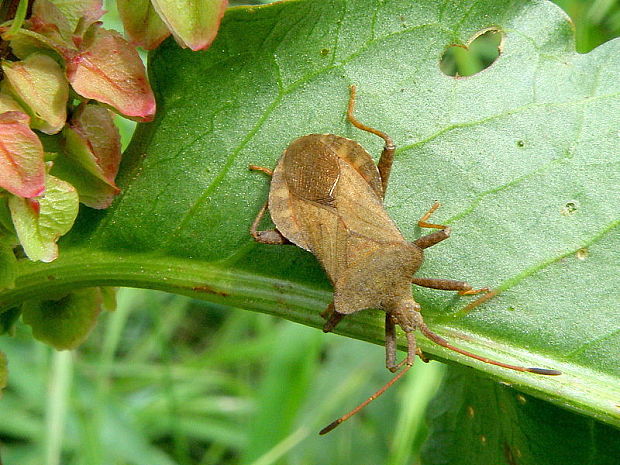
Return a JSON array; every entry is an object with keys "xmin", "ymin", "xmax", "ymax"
[
  {"xmin": 516, "ymin": 140, "xmax": 525, "ymax": 148},
  {"xmin": 440, "ymin": 29, "xmax": 503, "ymax": 77},
  {"xmin": 576, "ymin": 248, "xmax": 588, "ymax": 260},
  {"xmin": 561, "ymin": 201, "xmax": 578, "ymax": 215}
]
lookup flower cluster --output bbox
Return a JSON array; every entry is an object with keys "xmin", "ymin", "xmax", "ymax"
[{"xmin": 0, "ymin": 0, "xmax": 226, "ymax": 266}]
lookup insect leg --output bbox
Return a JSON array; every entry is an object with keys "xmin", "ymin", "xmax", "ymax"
[
  {"xmin": 248, "ymin": 164, "xmax": 273, "ymax": 176},
  {"xmin": 322, "ymin": 304, "xmax": 346, "ymax": 333},
  {"xmin": 416, "ymin": 348, "xmax": 430, "ymax": 363},
  {"xmin": 459, "ymin": 289, "xmax": 501, "ymax": 315},
  {"xmin": 346, "ymin": 85, "xmax": 396, "ymax": 196},
  {"xmin": 414, "ymin": 202, "xmax": 453, "ymax": 248},
  {"xmin": 386, "ymin": 315, "xmax": 417, "ymax": 372},
  {"xmin": 418, "ymin": 202, "xmax": 447, "ymax": 229},
  {"xmin": 320, "ymin": 301, "xmax": 335, "ymax": 320},
  {"xmin": 250, "ymin": 201, "xmax": 290, "ymax": 245},
  {"xmin": 405, "ymin": 331, "xmax": 417, "ymax": 366},
  {"xmin": 413, "ymin": 229, "xmax": 451, "ymax": 249},
  {"xmin": 385, "ymin": 314, "xmax": 400, "ymax": 371},
  {"xmin": 376, "ymin": 145, "xmax": 397, "ymax": 197},
  {"xmin": 411, "ymin": 277, "xmax": 489, "ymax": 295}
]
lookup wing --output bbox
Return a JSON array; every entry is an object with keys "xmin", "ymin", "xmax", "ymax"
[
  {"xmin": 317, "ymin": 134, "xmax": 384, "ymax": 199},
  {"xmin": 269, "ymin": 134, "xmax": 405, "ymax": 284},
  {"xmin": 268, "ymin": 135, "xmax": 340, "ymax": 251},
  {"xmin": 333, "ymin": 158, "xmax": 402, "ymax": 242}
]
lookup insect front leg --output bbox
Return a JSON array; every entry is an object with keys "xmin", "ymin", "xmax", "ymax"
[
  {"xmin": 385, "ymin": 314, "xmax": 404, "ymax": 372},
  {"xmin": 346, "ymin": 85, "xmax": 396, "ymax": 196},
  {"xmin": 249, "ymin": 164, "xmax": 290, "ymax": 244},
  {"xmin": 320, "ymin": 301, "xmax": 335, "ymax": 320},
  {"xmin": 250, "ymin": 201, "xmax": 290, "ymax": 245},
  {"xmin": 385, "ymin": 315, "xmax": 418, "ymax": 372}
]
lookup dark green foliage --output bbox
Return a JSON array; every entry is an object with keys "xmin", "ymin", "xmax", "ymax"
[
  {"xmin": 423, "ymin": 365, "xmax": 620, "ymax": 465},
  {"xmin": 0, "ymin": 0, "xmax": 619, "ymax": 463},
  {"xmin": 22, "ymin": 288, "xmax": 102, "ymax": 350}
]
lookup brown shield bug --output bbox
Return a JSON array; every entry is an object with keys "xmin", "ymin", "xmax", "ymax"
[{"xmin": 249, "ymin": 85, "xmax": 560, "ymax": 434}]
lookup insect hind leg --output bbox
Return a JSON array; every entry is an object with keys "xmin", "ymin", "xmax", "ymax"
[
  {"xmin": 322, "ymin": 302, "xmax": 346, "ymax": 333},
  {"xmin": 385, "ymin": 315, "xmax": 418, "ymax": 372},
  {"xmin": 347, "ymin": 85, "xmax": 396, "ymax": 196}
]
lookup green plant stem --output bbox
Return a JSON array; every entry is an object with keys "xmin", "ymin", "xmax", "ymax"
[
  {"xmin": 0, "ymin": 248, "xmax": 330, "ymax": 319},
  {"xmin": 2, "ymin": 247, "xmax": 618, "ymax": 430},
  {"xmin": 5, "ymin": 0, "xmax": 28, "ymax": 36}
]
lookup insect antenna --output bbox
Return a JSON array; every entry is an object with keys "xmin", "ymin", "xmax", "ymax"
[
  {"xmin": 319, "ymin": 362, "xmax": 414, "ymax": 435},
  {"xmin": 417, "ymin": 322, "xmax": 561, "ymax": 376}
]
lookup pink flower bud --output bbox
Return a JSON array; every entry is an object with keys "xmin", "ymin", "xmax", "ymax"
[
  {"xmin": 66, "ymin": 24, "xmax": 156, "ymax": 121},
  {"xmin": 2, "ymin": 53, "xmax": 69, "ymax": 134},
  {"xmin": 0, "ymin": 111, "xmax": 45, "ymax": 198},
  {"xmin": 63, "ymin": 102, "xmax": 121, "ymax": 196},
  {"xmin": 31, "ymin": 0, "xmax": 104, "ymax": 39},
  {"xmin": 150, "ymin": 0, "xmax": 228, "ymax": 51},
  {"xmin": 117, "ymin": 0, "xmax": 170, "ymax": 50},
  {"xmin": 8, "ymin": 173, "xmax": 79, "ymax": 262}
]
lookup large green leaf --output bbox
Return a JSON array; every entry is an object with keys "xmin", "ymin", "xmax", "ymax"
[
  {"xmin": 422, "ymin": 365, "xmax": 620, "ymax": 465},
  {"xmin": 1, "ymin": 0, "xmax": 618, "ymax": 430}
]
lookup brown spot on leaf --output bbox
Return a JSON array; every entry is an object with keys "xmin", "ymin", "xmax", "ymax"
[{"xmin": 192, "ymin": 285, "xmax": 229, "ymax": 297}]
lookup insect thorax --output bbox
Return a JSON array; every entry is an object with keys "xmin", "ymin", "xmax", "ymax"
[{"xmin": 333, "ymin": 241, "xmax": 423, "ymax": 315}]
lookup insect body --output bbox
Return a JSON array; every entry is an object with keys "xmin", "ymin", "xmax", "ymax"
[{"xmin": 250, "ymin": 85, "xmax": 560, "ymax": 433}]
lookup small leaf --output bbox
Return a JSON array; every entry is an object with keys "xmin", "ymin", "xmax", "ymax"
[
  {"xmin": 117, "ymin": 0, "xmax": 170, "ymax": 50},
  {"xmin": 150, "ymin": 0, "xmax": 227, "ymax": 51},
  {"xmin": 66, "ymin": 25, "xmax": 156, "ymax": 121},
  {"xmin": 0, "ymin": 196, "xmax": 15, "ymax": 235},
  {"xmin": 2, "ymin": 28, "xmax": 66, "ymax": 60},
  {"xmin": 22, "ymin": 287, "xmax": 103, "ymax": 350},
  {"xmin": 30, "ymin": 0, "xmax": 74, "ymax": 42},
  {"xmin": 63, "ymin": 102, "xmax": 122, "ymax": 187},
  {"xmin": 1, "ymin": 53, "xmax": 69, "ymax": 134},
  {"xmin": 8, "ymin": 173, "xmax": 79, "ymax": 262},
  {"xmin": 0, "ymin": 111, "xmax": 46, "ymax": 198},
  {"xmin": 0, "ymin": 93, "xmax": 26, "ymax": 113},
  {"xmin": 50, "ymin": 153, "xmax": 118, "ymax": 208},
  {"xmin": 32, "ymin": 0, "xmax": 104, "ymax": 38}
]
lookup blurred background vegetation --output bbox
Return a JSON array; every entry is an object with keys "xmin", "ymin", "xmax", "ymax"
[{"xmin": 1, "ymin": 1, "xmax": 619, "ymax": 464}]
